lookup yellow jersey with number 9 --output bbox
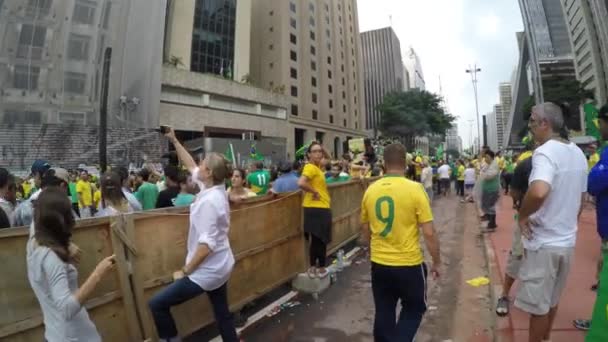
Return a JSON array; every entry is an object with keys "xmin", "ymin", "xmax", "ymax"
[{"xmin": 361, "ymin": 175, "xmax": 433, "ymax": 266}]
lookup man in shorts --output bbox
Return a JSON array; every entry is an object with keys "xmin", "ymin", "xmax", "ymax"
[
  {"xmin": 516, "ymin": 103, "xmax": 588, "ymax": 342},
  {"xmin": 496, "ymin": 148, "xmax": 533, "ymax": 316}
]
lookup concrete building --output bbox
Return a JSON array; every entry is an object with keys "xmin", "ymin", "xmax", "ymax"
[
  {"xmin": 404, "ymin": 47, "xmax": 425, "ymax": 90},
  {"xmin": 486, "ymin": 83, "xmax": 512, "ymax": 150},
  {"xmin": 250, "ymin": 0, "xmax": 366, "ymax": 158},
  {"xmin": 0, "ymin": 0, "xmax": 167, "ymax": 169},
  {"xmin": 486, "ymin": 111, "xmax": 498, "ymax": 151},
  {"xmin": 505, "ymin": 32, "xmax": 532, "ymax": 149},
  {"xmin": 445, "ymin": 125, "xmax": 462, "ymax": 154},
  {"xmin": 560, "ymin": 0, "xmax": 608, "ymax": 105},
  {"xmin": 161, "ymin": 0, "xmax": 294, "ymax": 164},
  {"xmin": 519, "ymin": 0, "xmax": 575, "ymax": 103},
  {"xmin": 589, "ymin": 1, "xmax": 608, "ymax": 89},
  {"xmin": 360, "ymin": 27, "xmax": 408, "ymax": 134}
]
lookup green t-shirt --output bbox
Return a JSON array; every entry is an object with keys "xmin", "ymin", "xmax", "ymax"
[
  {"xmin": 135, "ymin": 182, "xmax": 159, "ymax": 210},
  {"xmin": 173, "ymin": 193, "xmax": 195, "ymax": 207},
  {"xmin": 68, "ymin": 182, "xmax": 79, "ymax": 204},
  {"xmin": 326, "ymin": 175, "xmax": 351, "ymax": 184},
  {"xmin": 247, "ymin": 170, "xmax": 271, "ymax": 195},
  {"xmin": 505, "ymin": 161, "xmax": 515, "ymax": 173}
]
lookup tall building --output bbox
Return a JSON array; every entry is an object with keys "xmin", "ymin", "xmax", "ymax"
[
  {"xmin": 486, "ymin": 111, "xmax": 499, "ymax": 151},
  {"xmin": 162, "ymin": 0, "xmax": 292, "ymax": 164},
  {"xmin": 360, "ymin": 27, "xmax": 407, "ymax": 134},
  {"xmin": 250, "ymin": 0, "xmax": 366, "ymax": 157},
  {"xmin": 589, "ymin": 1, "xmax": 608, "ymax": 83},
  {"xmin": 0, "ymin": 0, "xmax": 167, "ymax": 169},
  {"xmin": 560, "ymin": 0, "xmax": 608, "ymax": 105},
  {"xmin": 505, "ymin": 32, "xmax": 532, "ymax": 149},
  {"xmin": 404, "ymin": 47, "xmax": 425, "ymax": 90},
  {"xmin": 487, "ymin": 83, "xmax": 512, "ymax": 150},
  {"xmin": 519, "ymin": 0, "xmax": 575, "ymax": 103},
  {"xmin": 445, "ymin": 124, "xmax": 462, "ymax": 154}
]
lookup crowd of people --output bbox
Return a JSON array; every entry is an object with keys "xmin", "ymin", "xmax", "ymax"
[{"xmin": 5, "ymin": 101, "xmax": 608, "ymax": 341}]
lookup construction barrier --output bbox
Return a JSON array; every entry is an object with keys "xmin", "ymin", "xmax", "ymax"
[{"xmin": 0, "ymin": 178, "xmax": 376, "ymax": 341}]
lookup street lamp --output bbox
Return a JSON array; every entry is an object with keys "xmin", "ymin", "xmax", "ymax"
[{"xmin": 466, "ymin": 65, "xmax": 482, "ymax": 154}]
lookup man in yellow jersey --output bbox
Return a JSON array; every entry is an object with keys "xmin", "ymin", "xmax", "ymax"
[{"xmin": 360, "ymin": 143, "xmax": 441, "ymax": 342}]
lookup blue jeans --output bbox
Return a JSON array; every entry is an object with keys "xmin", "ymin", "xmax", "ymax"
[
  {"xmin": 148, "ymin": 277, "xmax": 238, "ymax": 341},
  {"xmin": 371, "ymin": 262, "xmax": 428, "ymax": 342}
]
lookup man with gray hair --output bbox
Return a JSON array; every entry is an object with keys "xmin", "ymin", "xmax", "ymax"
[{"xmin": 515, "ymin": 102, "xmax": 587, "ymax": 342}]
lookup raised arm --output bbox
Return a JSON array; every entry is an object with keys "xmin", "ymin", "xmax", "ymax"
[{"xmin": 163, "ymin": 128, "xmax": 197, "ymax": 173}]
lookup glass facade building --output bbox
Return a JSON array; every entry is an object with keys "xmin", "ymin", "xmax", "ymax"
[{"xmin": 191, "ymin": 0, "xmax": 236, "ymax": 76}]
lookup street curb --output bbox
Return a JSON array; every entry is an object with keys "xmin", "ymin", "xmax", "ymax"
[{"xmin": 479, "ymin": 228, "xmax": 499, "ymax": 342}]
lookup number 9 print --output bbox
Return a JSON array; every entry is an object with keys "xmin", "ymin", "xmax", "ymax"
[{"xmin": 375, "ymin": 196, "xmax": 395, "ymax": 237}]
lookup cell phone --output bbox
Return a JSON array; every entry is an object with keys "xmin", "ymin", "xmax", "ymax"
[{"xmin": 155, "ymin": 125, "xmax": 171, "ymax": 134}]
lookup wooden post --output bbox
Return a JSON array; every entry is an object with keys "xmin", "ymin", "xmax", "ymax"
[{"xmin": 109, "ymin": 215, "xmax": 144, "ymax": 341}]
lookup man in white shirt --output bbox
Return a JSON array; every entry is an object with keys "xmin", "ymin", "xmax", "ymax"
[
  {"xmin": 420, "ymin": 161, "xmax": 434, "ymax": 202},
  {"xmin": 437, "ymin": 161, "xmax": 451, "ymax": 196},
  {"xmin": 516, "ymin": 103, "xmax": 588, "ymax": 342}
]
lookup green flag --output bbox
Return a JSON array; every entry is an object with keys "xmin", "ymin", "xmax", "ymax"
[
  {"xmin": 295, "ymin": 141, "xmax": 313, "ymax": 160},
  {"xmin": 435, "ymin": 145, "xmax": 444, "ymax": 160},
  {"xmin": 224, "ymin": 143, "xmax": 235, "ymax": 163},
  {"xmin": 585, "ymin": 103, "xmax": 600, "ymax": 141}
]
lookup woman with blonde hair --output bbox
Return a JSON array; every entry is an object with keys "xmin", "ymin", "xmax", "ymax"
[
  {"xmin": 96, "ymin": 171, "xmax": 137, "ymax": 217},
  {"xmin": 149, "ymin": 128, "xmax": 238, "ymax": 342}
]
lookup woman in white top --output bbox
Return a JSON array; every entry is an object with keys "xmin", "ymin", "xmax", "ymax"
[
  {"xmin": 95, "ymin": 171, "xmax": 137, "ymax": 217},
  {"xmin": 148, "ymin": 128, "xmax": 238, "ymax": 342},
  {"xmin": 27, "ymin": 187, "xmax": 116, "ymax": 342},
  {"xmin": 463, "ymin": 162, "xmax": 477, "ymax": 202}
]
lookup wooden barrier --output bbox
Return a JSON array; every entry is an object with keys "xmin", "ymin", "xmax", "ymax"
[{"xmin": 0, "ymin": 179, "xmax": 374, "ymax": 341}]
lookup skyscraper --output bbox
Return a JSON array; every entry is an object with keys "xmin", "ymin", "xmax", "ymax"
[
  {"xmin": 404, "ymin": 47, "xmax": 425, "ymax": 90},
  {"xmin": 560, "ymin": 0, "xmax": 608, "ymax": 105},
  {"xmin": 360, "ymin": 27, "xmax": 407, "ymax": 133},
  {"xmin": 250, "ymin": 0, "xmax": 366, "ymax": 157},
  {"xmin": 519, "ymin": 0, "xmax": 575, "ymax": 103}
]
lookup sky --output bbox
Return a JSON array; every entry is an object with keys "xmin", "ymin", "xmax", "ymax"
[{"xmin": 357, "ymin": 0, "xmax": 524, "ymax": 149}]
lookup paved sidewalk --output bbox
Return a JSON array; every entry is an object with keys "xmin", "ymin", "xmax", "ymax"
[{"xmin": 489, "ymin": 195, "xmax": 601, "ymax": 342}]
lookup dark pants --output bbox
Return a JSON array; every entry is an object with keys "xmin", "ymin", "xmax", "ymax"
[
  {"xmin": 371, "ymin": 262, "xmax": 428, "ymax": 342},
  {"xmin": 309, "ymin": 233, "xmax": 327, "ymax": 267},
  {"xmin": 456, "ymin": 180, "xmax": 465, "ymax": 197},
  {"xmin": 503, "ymin": 173, "xmax": 512, "ymax": 194},
  {"xmin": 439, "ymin": 178, "xmax": 450, "ymax": 195},
  {"xmin": 148, "ymin": 277, "xmax": 238, "ymax": 341}
]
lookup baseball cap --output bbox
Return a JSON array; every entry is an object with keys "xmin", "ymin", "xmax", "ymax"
[
  {"xmin": 48, "ymin": 168, "xmax": 70, "ymax": 183},
  {"xmin": 31, "ymin": 159, "xmax": 51, "ymax": 175}
]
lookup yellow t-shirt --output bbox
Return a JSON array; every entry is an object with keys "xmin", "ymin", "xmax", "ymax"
[
  {"xmin": 93, "ymin": 189, "xmax": 101, "ymax": 208},
  {"xmin": 589, "ymin": 152, "xmax": 600, "ymax": 171},
  {"xmin": 497, "ymin": 156, "xmax": 505, "ymax": 170},
  {"xmin": 361, "ymin": 176, "xmax": 433, "ymax": 266},
  {"xmin": 517, "ymin": 150, "xmax": 533, "ymax": 163},
  {"xmin": 301, "ymin": 163, "xmax": 330, "ymax": 209},
  {"xmin": 22, "ymin": 182, "xmax": 32, "ymax": 198},
  {"xmin": 76, "ymin": 180, "xmax": 93, "ymax": 208},
  {"xmin": 457, "ymin": 165, "xmax": 465, "ymax": 181},
  {"xmin": 414, "ymin": 156, "xmax": 422, "ymax": 176}
]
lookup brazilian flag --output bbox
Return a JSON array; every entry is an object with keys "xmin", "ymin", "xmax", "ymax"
[{"xmin": 585, "ymin": 103, "xmax": 601, "ymax": 142}]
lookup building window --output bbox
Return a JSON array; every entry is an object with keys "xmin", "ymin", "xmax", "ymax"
[
  {"xmin": 290, "ymin": 18, "xmax": 297, "ymax": 29},
  {"xmin": 67, "ymin": 34, "xmax": 90, "ymax": 61},
  {"xmin": 2, "ymin": 110, "xmax": 41, "ymax": 124},
  {"xmin": 59, "ymin": 112, "xmax": 86, "ymax": 125},
  {"xmin": 325, "ymin": 3, "xmax": 329, "ymax": 11},
  {"xmin": 329, "ymin": 114, "xmax": 334, "ymax": 124},
  {"xmin": 269, "ymin": 43, "xmax": 274, "ymax": 50},
  {"xmin": 25, "ymin": 0, "xmax": 52, "ymax": 17},
  {"xmin": 13, "ymin": 65, "xmax": 40, "ymax": 90},
  {"xmin": 309, "ymin": 17, "xmax": 315, "ymax": 26},
  {"xmin": 354, "ymin": 96, "xmax": 357, "ymax": 104},
  {"xmin": 328, "ymin": 70, "xmax": 332, "ymax": 79},
  {"xmin": 343, "ymin": 104, "xmax": 346, "ymax": 113},
  {"xmin": 290, "ymin": 2, "xmax": 296, "ymax": 12},
  {"xmin": 17, "ymin": 24, "xmax": 46, "ymax": 59},
  {"xmin": 291, "ymin": 86, "xmax": 298, "ymax": 97},
  {"xmin": 290, "ymin": 33, "xmax": 297, "ymax": 44},
  {"xmin": 341, "ymin": 64, "xmax": 344, "ymax": 72},
  {"xmin": 342, "ymin": 91, "xmax": 346, "ymax": 99},
  {"xmin": 312, "ymin": 110, "xmax": 318, "ymax": 120},
  {"xmin": 328, "ymin": 84, "xmax": 333, "ymax": 93},
  {"xmin": 191, "ymin": 0, "xmax": 236, "ymax": 75},
  {"xmin": 269, "ymin": 10, "xmax": 274, "ymax": 16},
  {"xmin": 355, "ymin": 121, "xmax": 358, "ymax": 129},
  {"xmin": 73, "ymin": 0, "xmax": 97, "ymax": 25},
  {"xmin": 329, "ymin": 100, "xmax": 333, "ymax": 108},
  {"xmin": 269, "ymin": 26, "xmax": 274, "ymax": 32},
  {"xmin": 327, "ymin": 43, "xmax": 331, "ymax": 51},
  {"xmin": 269, "ymin": 62, "xmax": 274, "ymax": 69},
  {"xmin": 338, "ymin": 16, "xmax": 341, "ymax": 23},
  {"xmin": 64, "ymin": 72, "xmax": 86, "ymax": 94},
  {"xmin": 291, "ymin": 104, "xmax": 298, "ymax": 116},
  {"xmin": 340, "ymin": 40, "xmax": 344, "ymax": 47},
  {"xmin": 312, "ymin": 93, "xmax": 318, "ymax": 103},
  {"xmin": 343, "ymin": 119, "xmax": 347, "ymax": 127},
  {"xmin": 290, "ymin": 50, "xmax": 297, "ymax": 61},
  {"xmin": 291, "ymin": 67, "xmax": 297, "ymax": 79},
  {"xmin": 311, "ymin": 77, "xmax": 317, "ymax": 87},
  {"xmin": 309, "ymin": 2, "xmax": 315, "ymax": 11},
  {"xmin": 310, "ymin": 31, "xmax": 315, "ymax": 40},
  {"xmin": 311, "ymin": 61, "xmax": 316, "ymax": 71},
  {"xmin": 342, "ymin": 78, "xmax": 345, "ymax": 85},
  {"xmin": 310, "ymin": 45, "xmax": 316, "ymax": 55}
]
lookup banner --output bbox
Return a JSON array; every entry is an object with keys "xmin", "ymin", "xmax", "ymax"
[{"xmin": 585, "ymin": 103, "xmax": 601, "ymax": 142}]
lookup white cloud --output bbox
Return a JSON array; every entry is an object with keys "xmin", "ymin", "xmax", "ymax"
[{"xmin": 357, "ymin": 0, "xmax": 523, "ymax": 149}]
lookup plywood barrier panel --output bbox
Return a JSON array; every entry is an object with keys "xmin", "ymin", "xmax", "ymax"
[{"xmin": 0, "ymin": 218, "xmax": 133, "ymax": 341}]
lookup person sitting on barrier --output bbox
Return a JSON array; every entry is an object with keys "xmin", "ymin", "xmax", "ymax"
[
  {"xmin": 227, "ymin": 168, "xmax": 257, "ymax": 203},
  {"xmin": 298, "ymin": 141, "xmax": 333, "ymax": 278},
  {"xmin": 96, "ymin": 171, "xmax": 138, "ymax": 217},
  {"xmin": 27, "ymin": 187, "xmax": 116, "ymax": 342},
  {"xmin": 150, "ymin": 127, "xmax": 239, "ymax": 342}
]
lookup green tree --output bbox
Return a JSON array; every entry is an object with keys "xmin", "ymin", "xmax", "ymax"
[{"xmin": 377, "ymin": 89, "xmax": 456, "ymax": 141}]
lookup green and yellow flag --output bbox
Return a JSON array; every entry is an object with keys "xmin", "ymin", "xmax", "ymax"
[{"xmin": 585, "ymin": 103, "xmax": 600, "ymax": 142}]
